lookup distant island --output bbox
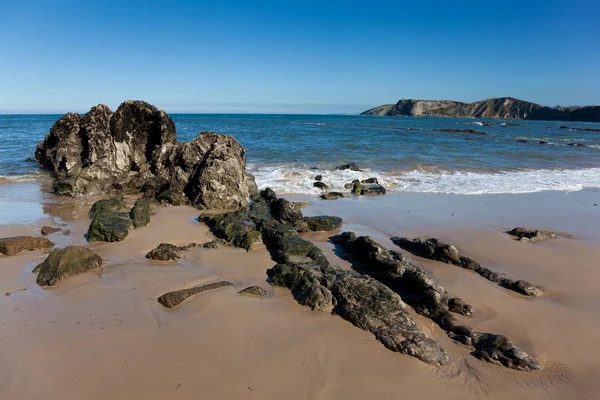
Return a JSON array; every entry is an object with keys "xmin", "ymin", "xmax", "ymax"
[{"xmin": 361, "ymin": 97, "xmax": 600, "ymax": 122}]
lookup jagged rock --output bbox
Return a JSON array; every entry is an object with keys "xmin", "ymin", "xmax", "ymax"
[
  {"xmin": 130, "ymin": 198, "xmax": 151, "ymax": 228},
  {"xmin": 88, "ymin": 211, "xmax": 130, "ymax": 242},
  {"xmin": 33, "ymin": 246, "xmax": 102, "ymax": 286},
  {"xmin": 90, "ymin": 196, "xmax": 128, "ymax": 218},
  {"xmin": 0, "ymin": 236, "xmax": 54, "ymax": 256},
  {"xmin": 335, "ymin": 162, "xmax": 360, "ymax": 171},
  {"xmin": 35, "ymin": 101, "xmax": 252, "ymax": 209},
  {"xmin": 332, "ymin": 232, "xmax": 541, "ymax": 371},
  {"xmin": 313, "ymin": 182, "xmax": 329, "ymax": 190},
  {"xmin": 567, "ymin": 143, "xmax": 587, "ymax": 147},
  {"xmin": 270, "ymin": 198, "xmax": 302, "ymax": 224},
  {"xmin": 41, "ymin": 226, "xmax": 62, "ymax": 236},
  {"xmin": 259, "ymin": 187, "xmax": 277, "ymax": 203},
  {"xmin": 508, "ymin": 227, "xmax": 556, "ymax": 242},
  {"xmin": 321, "ymin": 192, "xmax": 344, "ymax": 200},
  {"xmin": 156, "ymin": 188, "xmax": 190, "ymax": 206},
  {"xmin": 294, "ymin": 216, "xmax": 343, "ymax": 232},
  {"xmin": 391, "ymin": 237, "xmax": 544, "ymax": 297},
  {"xmin": 314, "ymin": 175, "xmax": 323, "ymax": 181},
  {"xmin": 448, "ymin": 298, "xmax": 474, "ymax": 316},
  {"xmin": 239, "ymin": 286, "xmax": 268, "ymax": 296},
  {"xmin": 158, "ymin": 281, "xmax": 234, "ymax": 308}
]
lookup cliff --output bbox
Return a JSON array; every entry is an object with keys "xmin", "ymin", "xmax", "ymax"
[{"xmin": 361, "ymin": 97, "xmax": 600, "ymax": 122}]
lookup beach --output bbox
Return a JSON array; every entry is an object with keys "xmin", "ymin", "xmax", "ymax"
[{"xmin": 1, "ymin": 175, "xmax": 599, "ymax": 399}]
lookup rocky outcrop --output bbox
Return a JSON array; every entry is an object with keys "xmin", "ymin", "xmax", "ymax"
[
  {"xmin": 361, "ymin": 97, "xmax": 600, "ymax": 122},
  {"xmin": 35, "ymin": 100, "xmax": 254, "ymax": 209},
  {"xmin": 33, "ymin": 246, "xmax": 102, "ymax": 286},
  {"xmin": 508, "ymin": 227, "xmax": 556, "ymax": 242},
  {"xmin": 157, "ymin": 281, "xmax": 234, "ymax": 308},
  {"xmin": 0, "ymin": 236, "xmax": 54, "ymax": 256},
  {"xmin": 391, "ymin": 237, "xmax": 544, "ymax": 297},
  {"xmin": 201, "ymin": 189, "xmax": 448, "ymax": 366},
  {"xmin": 331, "ymin": 232, "xmax": 540, "ymax": 371}
]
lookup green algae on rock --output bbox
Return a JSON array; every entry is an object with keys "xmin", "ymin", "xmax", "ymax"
[{"xmin": 34, "ymin": 246, "xmax": 102, "ymax": 286}]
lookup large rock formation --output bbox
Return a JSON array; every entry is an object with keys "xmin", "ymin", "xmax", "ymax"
[
  {"xmin": 35, "ymin": 100, "xmax": 256, "ymax": 209},
  {"xmin": 361, "ymin": 97, "xmax": 600, "ymax": 122}
]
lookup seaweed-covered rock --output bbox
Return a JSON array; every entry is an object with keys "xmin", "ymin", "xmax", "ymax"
[
  {"xmin": 35, "ymin": 101, "xmax": 252, "ymax": 209},
  {"xmin": 295, "ymin": 216, "xmax": 343, "ymax": 232},
  {"xmin": 391, "ymin": 237, "xmax": 544, "ymax": 297},
  {"xmin": 351, "ymin": 180, "xmax": 361, "ymax": 195},
  {"xmin": 270, "ymin": 198, "xmax": 302, "ymax": 224},
  {"xmin": 34, "ymin": 246, "xmax": 102, "ymax": 286},
  {"xmin": 90, "ymin": 196, "xmax": 128, "ymax": 218},
  {"xmin": 158, "ymin": 281, "xmax": 234, "ymax": 308},
  {"xmin": 321, "ymin": 192, "xmax": 344, "ymax": 200},
  {"xmin": 239, "ymin": 285, "xmax": 268, "ymax": 296},
  {"xmin": 0, "ymin": 236, "xmax": 54, "ymax": 256},
  {"xmin": 41, "ymin": 226, "xmax": 62, "ymax": 236},
  {"xmin": 88, "ymin": 211, "xmax": 130, "ymax": 242},
  {"xmin": 508, "ymin": 227, "xmax": 556, "ymax": 242},
  {"xmin": 130, "ymin": 198, "xmax": 151, "ymax": 228}
]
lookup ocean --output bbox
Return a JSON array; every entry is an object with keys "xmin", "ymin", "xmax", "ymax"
[{"xmin": 1, "ymin": 113, "xmax": 600, "ymax": 195}]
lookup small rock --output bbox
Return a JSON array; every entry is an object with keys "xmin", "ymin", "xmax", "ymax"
[
  {"xmin": 146, "ymin": 243, "xmax": 181, "ymax": 261},
  {"xmin": 508, "ymin": 227, "xmax": 556, "ymax": 242},
  {"xmin": 321, "ymin": 192, "xmax": 344, "ymax": 200},
  {"xmin": 502, "ymin": 280, "xmax": 544, "ymax": 297},
  {"xmin": 130, "ymin": 198, "xmax": 151, "ymax": 228},
  {"xmin": 41, "ymin": 226, "xmax": 62, "ymax": 236},
  {"xmin": 0, "ymin": 236, "xmax": 54, "ymax": 256},
  {"xmin": 34, "ymin": 246, "xmax": 102, "ymax": 286},
  {"xmin": 313, "ymin": 182, "xmax": 329, "ymax": 190},
  {"xmin": 335, "ymin": 162, "xmax": 360, "ymax": 171},
  {"xmin": 158, "ymin": 281, "xmax": 234, "ymax": 308},
  {"xmin": 538, "ymin": 141, "xmax": 548, "ymax": 145},
  {"xmin": 239, "ymin": 286, "xmax": 268, "ymax": 296},
  {"xmin": 314, "ymin": 175, "xmax": 323, "ymax": 181},
  {"xmin": 351, "ymin": 180, "xmax": 361, "ymax": 195}
]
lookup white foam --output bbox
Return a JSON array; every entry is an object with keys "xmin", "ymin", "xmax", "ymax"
[{"xmin": 249, "ymin": 164, "xmax": 600, "ymax": 195}]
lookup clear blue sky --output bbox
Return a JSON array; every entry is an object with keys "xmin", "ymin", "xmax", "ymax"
[{"xmin": 0, "ymin": 0, "xmax": 598, "ymax": 114}]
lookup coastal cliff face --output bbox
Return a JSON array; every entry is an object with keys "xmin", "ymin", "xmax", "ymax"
[{"xmin": 361, "ymin": 97, "xmax": 600, "ymax": 122}]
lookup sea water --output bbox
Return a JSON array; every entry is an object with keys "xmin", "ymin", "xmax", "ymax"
[{"xmin": 1, "ymin": 113, "xmax": 599, "ymax": 195}]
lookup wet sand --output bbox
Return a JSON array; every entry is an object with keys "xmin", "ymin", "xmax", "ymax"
[{"xmin": 1, "ymin": 182, "xmax": 600, "ymax": 399}]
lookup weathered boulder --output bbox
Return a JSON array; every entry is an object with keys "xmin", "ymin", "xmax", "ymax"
[
  {"xmin": 130, "ymin": 198, "xmax": 151, "ymax": 228},
  {"xmin": 321, "ymin": 192, "xmax": 344, "ymax": 200},
  {"xmin": 335, "ymin": 162, "xmax": 360, "ymax": 171},
  {"xmin": 158, "ymin": 281, "xmax": 234, "ymax": 308},
  {"xmin": 270, "ymin": 198, "xmax": 302, "ymax": 224},
  {"xmin": 35, "ymin": 101, "xmax": 252, "ymax": 210},
  {"xmin": 90, "ymin": 196, "xmax": 128, "ymax": 218},
  {"xmin": 0, "ymin": 236, "xmax": 54, "ymax": 256},
  {"xmin": 239, "ymin": 285, "xmax": 268, "ymax": 296},
  {"xmin": 33, "ymin": 246, "xmax": 102, "ymax": 286},
  {"xmin": 41, "ymin": 226, "xmax": 62, "ymax": 236},
  {"xmin": 88, "ymin": 211, "xmax": 130, "ymax": 242},
  {"xmin": 508, "ymin": 227, "xmax": 556, "ymax": 242},
  {"xmin": 391, "ymin": 237, "xmax": 544, "ymax": 297}
]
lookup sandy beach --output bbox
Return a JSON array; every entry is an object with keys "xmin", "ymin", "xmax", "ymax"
[{"xmin": 0, "ymin": 178, "xmax": 598, "ymax": 400}]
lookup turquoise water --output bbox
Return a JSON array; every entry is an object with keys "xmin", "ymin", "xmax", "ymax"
[{"xmin": 1, "ymin": 114, "xmax": 600, "ymax": 194}]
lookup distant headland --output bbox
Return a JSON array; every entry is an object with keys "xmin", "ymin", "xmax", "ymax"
[{"xmin": 361, "ymin": 97, "xmax": 600, "ymax": 122}]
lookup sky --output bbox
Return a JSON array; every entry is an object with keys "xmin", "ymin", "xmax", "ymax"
[{"xmin": 0, "ymin": 0, "xmax": 599, "ymax": 114}]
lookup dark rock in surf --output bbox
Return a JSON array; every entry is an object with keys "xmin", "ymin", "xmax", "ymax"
[
  {"xmin": 321, "ymin": 192, "xmax": 344, "ymax": 200},
  {"xmin": 270, "ymin": 198, "xmax": 302, "ymax": 224},
  {"xmin": 130, "ymin": 198, "xmax": 151, "ymax": 228},
  {"xmin": 335, "ymin": 162, "xmax": 360, "ymax": 171},
  {"xmin": 313, "ymin": 182, "xmax": 329, "ymax": 190},
  {"xmin": 41, "ymin": 226, "xmax": 62, "ymax": 236}
]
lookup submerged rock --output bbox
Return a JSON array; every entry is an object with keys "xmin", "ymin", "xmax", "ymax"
[
  {"xmin": 35, "ymin": 101, "xmax": 253, "ymax": 209},
  {"xmin": 321, "ymin": 192, "xmax": 344, "ymax": 200},
  {"xmin": 0, "ymin": 236, "xmax": 54, "ymax": 256},
  {"xmin": 41, "ymin": 226, "xmax": 62, "ymax": 236},
  {"xmin": 239, "ymin": 285, "xmax": 268, "ymax": 296},
  {"xmin": 158, "ymin": 281, "xmax": 234, "ymax": 308},
  {"xmin": 391, "ymin": 237, "xmax": 544, "ymax": 297},
  {"xmin": 34, "ymin": 246, "xmax": 102, "ymax": 286},
  {"xmin": 436, "ymin": 128, "xmax": 487, "ymax": 135},
  {"xmin": 508, "ymin": 227, "xmax": 556, "ymax": 242}
]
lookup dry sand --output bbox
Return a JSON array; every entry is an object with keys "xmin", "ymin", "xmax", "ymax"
[{"xmin": 1, "ymin": 183, "xmax": 600, "ymax": 399}]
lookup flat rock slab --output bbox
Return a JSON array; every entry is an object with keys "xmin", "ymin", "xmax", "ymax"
[
  {"xmin": 34, "ymin": 246, "xmax": 102, "ymax": 286},
  {"xmin": 158, "ymin": 281, "xmax": 234, "ymax": 308},
  {"xmin": 0, "ymin": 236, "xmax": 54, "ymax": 256}
]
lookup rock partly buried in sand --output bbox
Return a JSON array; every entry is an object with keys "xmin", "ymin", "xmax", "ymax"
[
  {"xmin": 88, "ymin": 211, "xmax": 130, "ymax": 242},
  {"xmin": 35, "ymin": 100, "xmax": 254, "ymax": 210},
  {"xmin": 332, "ymin": 232, "xmax": 541, "ymax": 371},
  {"xmin": 335, "ymin": 162, "xmax": 360, "ymax": 171},
  {"xmin": 158, "ymin": 281, "xmax": 234, "ymax": 308},
  {"xmin": 508, "ymin": 227, "xmax": 556, "ymax": 242},
  {"xmin": 239, "ymin": 286, "xmax": 268, "ymax": 296},
  {"xmin": 130, "ymin": 198, "xmax": 151, "ymax": 228},
  {"xmin": 270, "ymin": 198, "xmax": 302, "ymax": 224},
  {"xmin": 34, "ymin": 246, "xmax": 102, "ymax": 286},
  {"xmin": 321, "ymin": 192, "xmax": 344, "ymax": 200},
  {"xmin": 0, "ymin": 236, "xmax": 54, "ymax": 256},
  {"xmin": 448, "ymin": 298, "xmax": 474, "ymax": 316},
  {"xmin": 146, "ymin": 243, "xmax": 198, "ymax": 261},
  {"xmin": 391, "ymin": 237, "xmax": 545, "ymax": 297},
  {"xmin": 41, "ymin": 226, "xmax": 62, "ymax": 236}
]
